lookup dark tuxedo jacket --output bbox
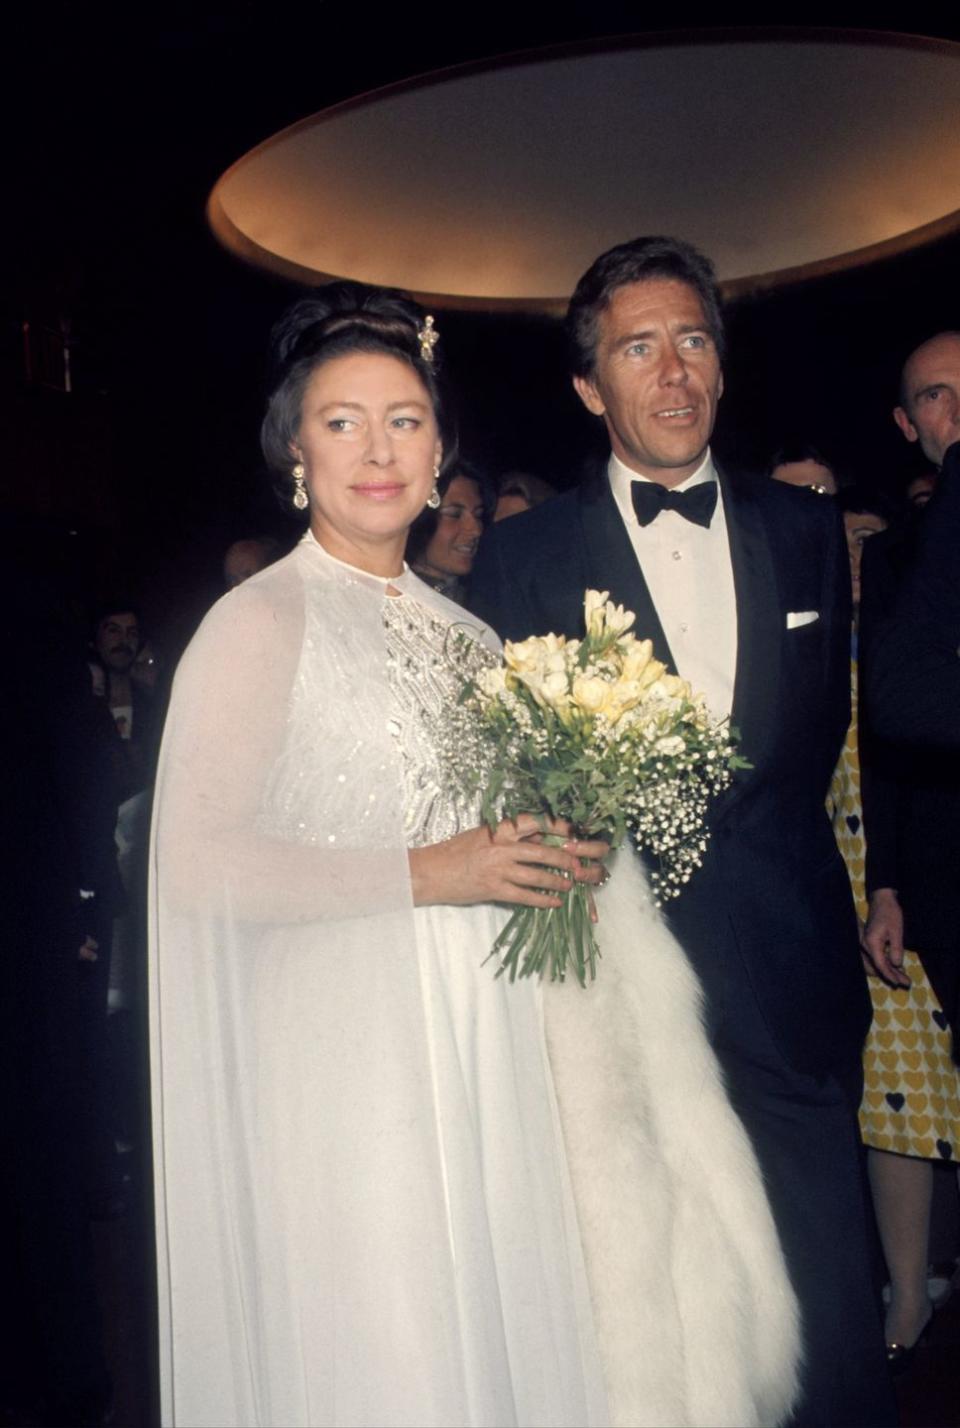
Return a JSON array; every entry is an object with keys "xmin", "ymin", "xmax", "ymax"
[{"xmin": 470, "ymin": 464, "xmax": 870, "ymax": 1076}]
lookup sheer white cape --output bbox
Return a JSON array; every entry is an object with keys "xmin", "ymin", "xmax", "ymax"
[{"xmin": 149, "ymin": 534, "xmax": 800, "ymax": 1428}]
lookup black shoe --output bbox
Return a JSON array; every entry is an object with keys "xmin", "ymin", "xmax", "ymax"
[{"xmin": 886, "ymin": 1312, "xmax": 933, "ymax": 1377}]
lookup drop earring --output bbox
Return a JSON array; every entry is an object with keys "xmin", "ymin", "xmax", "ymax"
[
  {"xmin": 292, "ymin": 462, "xmax": 308, "ymax": 511},
  {"xmin": 426, "ymin": 463, "xmax": 441, "ymax": 510}
]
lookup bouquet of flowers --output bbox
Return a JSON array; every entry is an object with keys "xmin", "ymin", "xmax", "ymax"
[{"xmin": 447, "ymin": 590, "xmax": 747, "ymax": 986}]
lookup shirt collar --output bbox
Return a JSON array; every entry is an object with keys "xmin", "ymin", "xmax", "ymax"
[{"xmin": 608, "ymin": 448, "xmax": 716, "ymax": 498}]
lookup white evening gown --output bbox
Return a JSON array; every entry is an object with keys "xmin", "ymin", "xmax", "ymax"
[{"xmin": 150, "ymin": 534, "xmax": 799, "ymax": 1428}]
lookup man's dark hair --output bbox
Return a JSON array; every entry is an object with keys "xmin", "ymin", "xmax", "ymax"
[
  {"xmin": 766, "ymin": 442, "xmax": 836, "ymax": 480},
  {"xmin": 90, "ymin": 596, "xmax": 140, "ymax": 635},
  {"xmin": 836, "ymin": 484, "xmax": 897, "ymax": 524},
  {"xmin": 566, "ymin": 235, "xmax": 725, "ymax": 378}
]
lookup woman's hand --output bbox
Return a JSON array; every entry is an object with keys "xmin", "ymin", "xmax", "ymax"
[
  {"xmin": 409, "ymin": 815, "xmax": 609, "ymax": 910},
  {"xmin": 861, "ymin": 887, "xmax": 910, "ymax": 987}
]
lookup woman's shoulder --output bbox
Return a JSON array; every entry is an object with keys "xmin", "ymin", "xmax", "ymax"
[{"xmin": 182, "ymin": 549, "xmax": 308, "ymax": 671}]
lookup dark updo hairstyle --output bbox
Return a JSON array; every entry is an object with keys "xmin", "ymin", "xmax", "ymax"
[
  {"xmin": 261, "ymin": 280, "xmax": 454, "ymax": 518},
  {"xmin": 567, "ymin": 235, "xmax": 726, "ymax": 379}
]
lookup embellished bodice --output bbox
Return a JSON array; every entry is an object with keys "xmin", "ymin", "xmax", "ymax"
[
  {"xmin": 383, "ymin": 594, "xmax": 483, "ymax": 847},
  {"xmin": 256, "ymin": 543, "xmax": 494, "ymax": 855}
]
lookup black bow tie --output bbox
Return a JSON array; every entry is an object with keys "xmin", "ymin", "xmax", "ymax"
[{"xmin": 630, "ymin": 480, "xmax": 717, "ymax": 529}]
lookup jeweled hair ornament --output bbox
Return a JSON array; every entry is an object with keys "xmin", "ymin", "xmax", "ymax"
[{"xmin": 418, "ymin": 315, "xmax": 439, "ymax": 363}]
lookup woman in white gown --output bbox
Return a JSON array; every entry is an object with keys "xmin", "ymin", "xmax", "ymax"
[{"xmin": 150, "ymin": 283, "xmax": 800, "ymax": 1428}]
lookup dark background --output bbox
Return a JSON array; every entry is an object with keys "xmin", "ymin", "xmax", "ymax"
[{"xmin": 4, "ymin": 4, "xmax": 959, "ymax": 652}]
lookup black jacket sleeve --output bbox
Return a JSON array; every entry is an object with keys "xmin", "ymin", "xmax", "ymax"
[{"xmin": 868, "ymin": 443, "xmax": 960, "ymax": 750}]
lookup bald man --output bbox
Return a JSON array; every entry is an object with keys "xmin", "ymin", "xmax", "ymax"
[
  {"xmin": 864, "ymin": 329, "xmax": 960, "ymax": 742},
  {"xmin": 857, "ymin": 335, "xmax": 960, "ymax": 1369},
  {"xmin": 893, "ymin": 331, "xmax": 960, "ymax": 470}
]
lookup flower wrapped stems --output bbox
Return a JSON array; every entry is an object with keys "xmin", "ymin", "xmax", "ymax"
[{"xmin": 487, "ymin": 834, "xmax": 600, "ymax": 987}]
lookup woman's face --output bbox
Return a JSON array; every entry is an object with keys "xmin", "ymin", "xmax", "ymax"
[
  {"xmin": 420, "ymin": 475, "xmax": 486, "ymax": 580},
  {"xmin": 293, "ymin": 352, "xmax": 441, "ymax": 573},
  {"xmin": 843, "ymin": 510, "xmax": 887, "ymax": 606}
]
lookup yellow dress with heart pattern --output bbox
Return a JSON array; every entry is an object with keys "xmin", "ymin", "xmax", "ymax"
[{"xmin": 829, "ymin": 662, "xmax": 959, "ymax": 1163}]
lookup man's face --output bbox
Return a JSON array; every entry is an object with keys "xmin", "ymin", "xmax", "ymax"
[
  {"xmin": 573, "ymin": 278, "xmax": 723, "ymax": 488},
  {"xmin": 894, "ymin": 334, "xmax": 960, "ymax": 469},
  {"xmin": 94, "ymin": 613, "xmax": 139, "ymax": 673}
]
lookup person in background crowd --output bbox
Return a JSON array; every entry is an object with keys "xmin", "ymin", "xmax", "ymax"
[
  {"xmin": 857, "ymin": 331, "xmax": 960, "ymax": 1368},
  {"xmin": 89, "ymin": 601, "xmax": 158, "ymax": 795},
  {"xmin": 493, "ymin": 469, "xmax": 558, "ymax": 521},
  {"xmin": 868, "ymin": 332, "xmax": 960, "ymax": 749},
  {"xmin": 471, "ymin": 234, "xmax": 894, "ymax": 1427},
  {"xmin": 840, "ymin": 487, "xmax": 894, "ymax": 621},
  {"xmin": 222, "ymin": 535, "xmax": 285, "ymax": 589},
  {"xmin": 1, "ymin": 557, "xmax": 119, "ymax": 1426},
  {"xmin": 88, "ymin": 600, "xmax": 161, "ymax": 1208},
  {"xmin": 905, "ymin": 468, "xmax": 938, "ymax": 509},
  {"xmin": 405, "ymin": 459, "xmax": 492, "ymax": 603},
  {"xmin": 826, "ymin": 487, "xmax": 953, "ymax": 1373},
  {"xmin": 768, "ymin": 441, "xmax": 839, "ymax": 494}
]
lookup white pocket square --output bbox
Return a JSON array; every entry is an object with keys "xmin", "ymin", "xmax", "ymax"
[{"xmin": 786, "ymin": 610, "xmax": 819, "ymax": 629}]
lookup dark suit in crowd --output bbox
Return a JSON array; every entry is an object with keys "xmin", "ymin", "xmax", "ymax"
[
  {"xmin": 863, "ymin": 442, "xmax": 960, "ymax": 1048},
  {"xmin": 471, "ymin": 464, "xmax": 894, "ymax": 1426},
  {"xmin": 0, "ymin": 568, "xmax": 120, "ymax": 1423}
]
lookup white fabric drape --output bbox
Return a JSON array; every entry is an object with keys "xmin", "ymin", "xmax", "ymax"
[
  {"xmin": 150, "ymin": 533, "xmax": 799, "ymax": 1428},
  {"xmin": 150, "ymin": 539, "xmax": 605, "ymax": 1428}
]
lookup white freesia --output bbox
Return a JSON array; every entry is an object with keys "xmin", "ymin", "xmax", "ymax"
[
  {"xmin": 571, "ymin": 674, "xmax": 609, "ymax": 713},
  {"xmin": 584, "ymin": 590, "xmax": 609, "ymax": 639},
  {"xmin": 444, "ymin": 588, "xmax": 745, "ymax": 984}
]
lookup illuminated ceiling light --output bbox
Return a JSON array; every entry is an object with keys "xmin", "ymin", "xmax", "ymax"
[{"xmin": 208, "ymin": 29, "xmax": 960, "ymax": 309}]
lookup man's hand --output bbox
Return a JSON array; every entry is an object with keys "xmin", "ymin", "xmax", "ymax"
[
  {"xmin": 78, "ymin": 934, "xmax": 99, "ymax": 962},
  {"xmin": 861, "ymin": 888, "xmax": 910, "ymax": 987}
]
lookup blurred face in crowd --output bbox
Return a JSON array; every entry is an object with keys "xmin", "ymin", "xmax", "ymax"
[
  {"xmin": 906, "ymin": 472, "xmax": 937, "ymax": 508},
  {"xmin": 843, "ymin": 511, "xmax": 887, "ymax": 607},
  {"xmin": 494, "ymin": 490, "xmax": 532, "ymax": 522},
  {"xmin": 418, "ymin": 474, "xmax": 486, "ymax": 580},
  {"xmin": 293, "ymin": 352, "xmax": 441, "ymax": 574},
  {"xmin": 894, "ymin": 333, "xmax": 960, "ymax": 469},
  {"xmin": 574, "ymin": 278, "xmax": 723, "ymax": 487},
  {"xmin": 94, "ymin": 612, "xmax": 139, "ymax": 673},
  {"xmin": 224, "ymin": 539, "xmax": 270, "ymax": 589},
  {"xmin": 770, "ymin": 460, "xmax": 837, "ymax": 495}
]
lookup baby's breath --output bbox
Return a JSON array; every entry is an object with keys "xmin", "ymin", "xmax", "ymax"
[{"xmin": 439, "ymin": 594, "xmax": 748, "ymax": 985}]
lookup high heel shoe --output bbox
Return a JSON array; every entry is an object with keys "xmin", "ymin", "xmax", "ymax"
[{"xmin": 886, "ymin": 1310, "xmax": 933, "ymax": 1377}]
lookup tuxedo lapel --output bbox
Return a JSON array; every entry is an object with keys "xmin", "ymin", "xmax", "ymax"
[
  {"xmin": 720, "ymin": 470, "xmax": 781, "ymax": 804},
  {"xmin": 577, "ymin": 473, "xmax": 677, "ymax": 671}
]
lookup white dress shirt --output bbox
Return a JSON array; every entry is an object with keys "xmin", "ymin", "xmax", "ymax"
[{"xmin": 607, "ymin": 450, "xmax": 738, "ymax": 722}]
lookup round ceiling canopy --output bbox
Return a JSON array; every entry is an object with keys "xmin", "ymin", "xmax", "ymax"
[{"xmin": 208, "ymin": 29, "xmax": 960, "ymax": 309}]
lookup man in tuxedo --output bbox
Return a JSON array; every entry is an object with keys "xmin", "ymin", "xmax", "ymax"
[{"xmin": 470, "ymin": 236, "xmax": 893, "ymax": 1426}]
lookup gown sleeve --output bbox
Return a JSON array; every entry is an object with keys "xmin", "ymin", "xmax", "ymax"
[{"xmin": 152, "ymin": 565, "xmax": 413, "ymax": 926}]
